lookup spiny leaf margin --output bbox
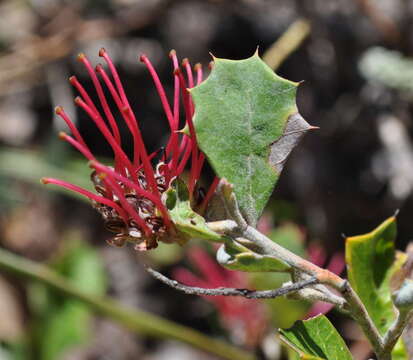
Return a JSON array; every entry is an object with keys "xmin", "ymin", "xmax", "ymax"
[{"xmin": 191, "ymin": 52, "xmax": 304, "ymax": 225}]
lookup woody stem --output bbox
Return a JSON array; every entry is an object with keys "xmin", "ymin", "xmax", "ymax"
[{"xmin": 205, "ymin": 180, "xmax": 385, "ymax": 358}]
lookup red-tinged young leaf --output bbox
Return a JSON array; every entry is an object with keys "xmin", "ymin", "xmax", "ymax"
[{"xmin": 191, "ymin": 52, "xmax": 311, "ymax": 225}]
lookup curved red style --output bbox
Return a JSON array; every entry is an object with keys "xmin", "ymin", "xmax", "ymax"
[{"xmin": 42, "ymin": 49, "xmax": 218, "ymax": 251}]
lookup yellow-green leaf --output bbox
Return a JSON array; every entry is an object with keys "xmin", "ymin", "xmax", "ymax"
[
  {"xmin": 346, "ymin": 217, "xmax": 409, "ymax": 358},
  {"xmin": 346, "ymin": 216, "xmax": 406, "ymax": 334}
]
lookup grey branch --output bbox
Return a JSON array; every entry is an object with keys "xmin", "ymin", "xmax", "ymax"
[
  {"xmin": 382, "ymin": 309, "xmax": 413, "ymax": 356},
  {"xmin": 145, "ymin": 266, "xmax": 318, "ymax": 299},
  {"xmin": 206, "ymin": 184, "xmax": 386, "ymax": 359},
  {"xmin": 290, "ymin": 271, "xmax": 347, "ymax": 311}
]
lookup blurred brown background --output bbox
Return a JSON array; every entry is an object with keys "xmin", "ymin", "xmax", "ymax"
[{"xmin": 0, "ymin": 0, "xmax": 412, "ymax": 359}]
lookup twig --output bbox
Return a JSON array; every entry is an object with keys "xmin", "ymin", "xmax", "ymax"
[
  {"xmin": 262, "ymin": 19, "xmax": 311, "ymax": 71},
  {"xmin": 290, "ymin": 270, "xmax": 347, "ymax": 311},
  {"xmin": 0, "ymin": 247, "xmax": 255, "ymax": 360},
  {"xmin": 382, "ymin": 277, "xmax": 413, "ymax": 358},
  {"xmin": 205, "ymin": 181, "xmax": 387, "ymax": 359},
  {"xmin": 210, "ymin": 219, "xmax": 345, "ymax": 288},
  {"xmin": 341, "ymin": 281, "xmax": 385, "ymax": 356},
  {"xmin": 145, "ymin": 266, "xmax": 318, "ymax": 299},
  {"xmin": 290, "ymin": 286, "xmax": 347, "ymax": 312},
  {"xmin": 238, "ymin": 224, "xmax": 385, "ymax": 356},
  {"xmin": 209, "ymin": 218, "xmax": 386, "ymax": 357},
  {"xmin": 382, "ymin": 309, "xmax": 413, "ymax": 357}
]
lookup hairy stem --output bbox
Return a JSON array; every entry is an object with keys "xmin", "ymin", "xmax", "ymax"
[
  {"xmin": 209, "ymin": 219, "xmax": 345, "ymax": 289},
  {"xmin": 244, "ymin": 225, "xmax": 385, "ymax": 357},
  {"xmin": 0, "ymin": 247, "xmax": 255, "ymax": 360},
  {"xmin": 341, "ymin": 281, "xmax": 384, "ymax": 356},
  {"xmin": 207, "ymin": 218, "xmax": 385, "ymax": 358},
  {"xmin": 382, "ymin": 309, "xmax": 413, "ymax": 357},
  {"xmin": 290, "ymin": 270, "xmax": 347, "ymax": 312},
  {"xmin": 207, "ymin": 181, "xmax": 389, "ymax": 356}
]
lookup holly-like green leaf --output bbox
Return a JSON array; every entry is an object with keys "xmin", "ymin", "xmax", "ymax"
[
  {"xmin": 216, "ymin": 239, "xmax": 290, "ymax": 272},
  {"xmin": 346, "ymin": 216, "xmax": 407, "ymax": 335},
  {"xmin": 191, "ymin": 52, "xmax": 310, "ymax": 225},
  {"xmin": 165, "ymin": 178, "xmax": 222, "ymax": 241},
  {"xmin": 279, "ymin": 315, "xmax": 352, "ymax": 360}
]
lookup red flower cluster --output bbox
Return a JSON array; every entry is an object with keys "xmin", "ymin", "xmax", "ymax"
[{"xmin": 42, "ymin": 49, "xmax": 218, "ymax": 251}]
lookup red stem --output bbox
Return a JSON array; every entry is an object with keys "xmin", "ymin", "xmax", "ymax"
[
  {"xmin": 200, "ymin": 176, "xmax": 219, "ymax": 212},
  {"xmin": 74, "ymin": 96, "xmax": 134, "ymax": 177},
  {"xmin": 96, "ymin": 64, "xmax": 143, "ymax": 167},
  {"xmin": 194, "ymin": 63, "xmax": 203, "ymax": 86},
  {"xmin": 98, "ymin": 50, "xmax": 160, "ymax": 200},
  {"xmin": 77, "ymin": 54, "xmax": 121, "ymax": 145},
  {"xmin": 41, "ymin": 178, "xmax": 129, "ymax": 223},
  {"xmin": 176, "ymin": 137, "xmax": 193, "ymax": 175},
  {"xmin": 166, "ymin": 50, "xmax": 181, "ymax": 175},
  {"xmin": 182, "ymin": 58, "xmax": 194, "ymax": 89},
  {"xmin": 59, "ymin": 132, "xmax": 95, "ymax": 161},
  {"xmin": 140, "ymin": 55, "xmax": 175, "ymax": 130},
  {"xmin": 99, "ymin": 48, "xmax": 156, "ymax": 183},
  {"xmin": 175, "ymin": 69, "xmax": 199, "ymax": 194},
  {"xmin": 100, "ymin": 173, "xmax": 152, "ymax": 236},
  {"xmin": 91, "ymin": 161, "xmax": 171, "ymax": 227},
  {"xmin": 55, "ymin": 106, "xmax": 89, "ymax": 150}
]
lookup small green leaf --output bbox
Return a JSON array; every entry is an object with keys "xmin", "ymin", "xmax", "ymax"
[
  {"xmin": 216, "ymin": 240, "xmax": 290, "ymax": 272},
  {"xmin": 192, "ymin": 53, "xmax": 310, "ymax": 224},
  {"xmin": 280, "ymin": 315, "xmax": 352, "ymax": 360},
  {"xmin": 165, "ymin": 178, "xmax": 222, "ymax": 241},
  {"xmin": 346, "ymin": 216, "xmax": 407, "ymax": 334}
]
